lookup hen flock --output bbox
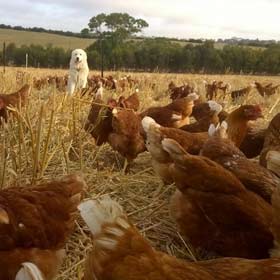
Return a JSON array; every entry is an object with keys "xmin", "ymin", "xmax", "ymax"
[{"xmin": 0, "ymin": 76, "xmax": 280, "ymax": 280}]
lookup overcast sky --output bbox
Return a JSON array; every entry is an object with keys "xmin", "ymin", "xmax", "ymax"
[{"xmin": 0, "ymin": 0, "xmax": 279, "ymax": 40}]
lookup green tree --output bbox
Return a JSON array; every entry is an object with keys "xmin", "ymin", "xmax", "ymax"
[
  {"xmin": 88, "ymin": 13, "xmax": 148, "ymax": 39},
  {"xmin": 87, "ymin": 13, "xmax": 148, "ymax": 71},
  {"xmin": 81, "ymin": 28, "xmax": 90, "ymax": 37},
  {"xmin": 88, "ymin": 13, "xmax": 107, "ymax": 35}
]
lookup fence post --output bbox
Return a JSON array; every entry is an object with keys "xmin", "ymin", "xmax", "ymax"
[
  {"xmin": 25, "ymin": 53, "xmax": 28, "ymax": 69},
  {"xmin": 3, "ymin": 42, "xmax": 6, "ymax": 73},
  {"xmin": 101, "ymin": 34, "xmax": 104, "ymax": 78}
]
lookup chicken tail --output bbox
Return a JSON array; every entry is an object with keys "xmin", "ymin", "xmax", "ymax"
[
  {"xmin": 60, "ymin": 173, "xmax": 87, "ymax": 194},
  {"xmin": 266, "ymin": 151, "xmax": 280, "ymax": 177},
  {"xmin": 186, "ymin": 92, "xmax": 199, "ymax": 102},
  {"xmin": 208, "ymin": 121, "xmax": 228, "ymax": 138},
  {"xmin": 207, "ymin": 100, "xmax": 223, "ymax": 114},
  {"xmin": 0, "ymin": 207, "xmax": 9, "ymax": 224},
  {"xmin": 78, "ymin": 196, "xmax": 128, "ymax": 236},
  {"xmin": 15, "ymin": 262, "xmax": 44, "ymax": 280},
  {"xmin": 141, "ymin": 116, "xmax": 160, "ymax": 133},
  {"xmin": 79, "ymin": 196, "xmax": 151, "ymax": 277},
  {"xmin": 161, "ymin": 138, "xmax": 188, "ymax": 163},
  {"xmin": 226, "ymin": 83, "xmax": 232, "ymax": 92}
]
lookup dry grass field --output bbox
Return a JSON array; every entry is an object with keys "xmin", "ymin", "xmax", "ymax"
[
  {"xmin": 0, "ymin": 29, "xmax": 265, "ymax": 52},
  {"xmin": 0, "ymin": 28, "xmax": 93, "ymax": 49},
  {"xmin": 0, "ymin": 67, "xmax": 279, "ymax": 279}
]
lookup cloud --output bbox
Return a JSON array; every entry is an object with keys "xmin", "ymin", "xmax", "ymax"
[{"xmin": 0, "ymin": 0, "xmax": 279, "ymax": 40}]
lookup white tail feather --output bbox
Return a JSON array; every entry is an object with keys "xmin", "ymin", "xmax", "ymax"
[
  {"xmin": 141, "ymin": 116, "xmax": 160, "ymax": 133},
  {"xmin": 78, "ymin": 196, "xmax": 127, "ymax": 236},
  {"xmin": 250, "ymin": 82, "xmax": 257, "ymax": 88},
  {"xmin": 112, "ymin": 108, "xmax": 118, "ymax": 115},
  {"xmin": 208, "ymin": 124, "xmax": 217, "ymax": 137},
  {"xmin": 187, "ymin": 93, "xmax": 199, "ymax": 101},
  {"xmin": 171, "ymin": 114, "xmax": 182, "ymax": 120},
  {"xmin": 96, "ymin": 86, "xmax": 103, "ymax": 99},
  {"xmin": 220, "ymin": 121, "xmax": 228, "ymax": 130},
  {"xmin": 208, "ymin": 121, "xmax": 228, "ymax": 138},
  {"xmin": 266, "ymin": 151, "xmax": 280, "ymax": 177},
  {"xmin": 207, "ymin": 100, "xmax": 223, "ymax": 114},
  {"xmin": 161, "ymin": 138, "xmax": 186, "ymax": 156},
  {"xmin": 15, "ymin": 263, "xmax": 44, "ymax": 280},
  {"xmin": 0, "ymin": 207, "xmax": 9, "ymax": 224}
]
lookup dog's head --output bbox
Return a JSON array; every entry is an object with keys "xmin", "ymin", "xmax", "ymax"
[{"xmin": 71, "ymin": 49, "xmax": 87, "ymax": 64}]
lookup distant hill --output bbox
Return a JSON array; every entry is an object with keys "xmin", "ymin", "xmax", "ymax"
[
  {"xmin": 0, "ymin": 25, "xmax": 275, "ymax": 51},
  {"xmin": 0, "ymin": 28, "xmax": 94, "ymax": 50}
]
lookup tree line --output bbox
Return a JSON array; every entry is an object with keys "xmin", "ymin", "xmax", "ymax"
[
  {"xmin": 1, "ymin": 12, "xmax": 280, "ymax": 75},
  {"xmin": 1, "ymin": 23, "xmax": 278, "ymax": 48},
  {"xmin": 1, "ymin": 39, "xmax": 280, "ymax": 75}
]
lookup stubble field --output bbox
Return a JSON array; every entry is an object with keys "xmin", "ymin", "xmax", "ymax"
[{"xmin": 0, "ymin": 67, "xmax": 279, "ymax": 279}]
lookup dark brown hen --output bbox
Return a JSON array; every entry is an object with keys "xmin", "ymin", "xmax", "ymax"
[
  {"xmin": 0, "ymin": 174, "xmax": 86, "ymax": 279},
  {"xmin": 162, "ymin": 138, "xmax": 273, "ymax": 259}
]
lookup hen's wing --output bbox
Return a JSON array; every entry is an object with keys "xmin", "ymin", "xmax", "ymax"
[
  {"xmin": 260, "ymin": 113, "xmax": 280, "ymax": 167},
  {"xmin": 266, "ymin": 151, "xmax": 280, "ymax": 178},
  {"xmin": 7, "ymin": 84, "xmax": 30, "ymax": 107},
  {"xmin": 162, "ymin": 138, "xmax": 273, "ymax": 258},
  {"xmin": 121, "ymin": 93, "xmax": 140, "ymax": 111},
  {"xmin": 85, "ymin": 100, "xmax": 113, "ymax": 145},
  {"xmin": 0, "ymin": 174, "xmax": 86, "ymax": 250},
  {"xmin": 202, "ymin": 136, "xmax": 280, "ymax": 202}
]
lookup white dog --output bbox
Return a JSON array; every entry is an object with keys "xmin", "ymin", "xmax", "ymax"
[{"xmin": 67, "ymin": 49, "xmax": 89, "ymax": 95}]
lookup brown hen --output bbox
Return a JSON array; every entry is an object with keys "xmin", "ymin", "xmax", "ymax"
[
  {"xmin": 84, "ymin": 98, "xmax": 117, "ymax": 145},
  {"xmin": 239, "ymin": 126, "xmax": 266, "ymax": 158},
  {"xmin": 201, "ymin": 122, "xmax": 280, "ymax": 202},
  {"xmin": 108, "ymin": 108, "xmax": 146, "ymax": 167},
  {"xmin": 0, "ymin": 174, "xmax": 86, "ymax": 250},
  {"xmin": 79, "ymin": 195, "xmax": 280, "ymax": 280},
  {"xmin": 0, "ymin": 174, "xmax": 86, "ymax": 279},
  {"xmin": 260, "ymin": 113, "xmax": 280, "ymax": 167},
  {"xmin": 0, "ymin": 84, "xmax": 30, "ymax": 123},
  {"xmin": 118, "ymin": 92, "xmax": 140, "ymax": 111},
  {"xmin": 140, "ymin": 93, "xmax": 198, "ymax": 128},
  {"xmin": 169, "ymin": 82, "xmax": 195, "ymax": 100},
  {"xmin": 142, "ymin": 116, "xmax": 208, "ymax": 184},
  {"xmin": 266, "ymin": 151, "xmax": 280, "ymax": 178},
  {"xmin": 162, "ymin": 138, "xmax": 273, "ymax": 259},
  {"xmin": 226, "ymin": 104, "xmax": 263, "ymax": 147},
  {"xmin": 230, "ymin": 83, "xmax": 255, "ymax": 101},
  {"xmin": 181, "ymin": 100, "xmax": 222, "ymax": 132},
  {"xmin": 255, "ymin": 82, "xmax": 280, "ymax": 97},
  {"xmin": 204, "ymin": 80, "xmax": 222, "ymax": 100}
]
